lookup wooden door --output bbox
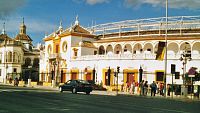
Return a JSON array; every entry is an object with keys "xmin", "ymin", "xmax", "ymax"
[
  {"xmin": 71, "ymin": 73, "xmax": 77, "ymax": 80},
  {"xmin": 127, "ymin": 73, "xmax": 134, "ymax": 87}
]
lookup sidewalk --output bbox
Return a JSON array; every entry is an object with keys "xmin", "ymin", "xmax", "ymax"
[{"xmin": 1, "ymin": 82, "xmax": 199, "ymax": 101}]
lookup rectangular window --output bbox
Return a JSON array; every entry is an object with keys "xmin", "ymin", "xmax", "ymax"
[
  {"xmin": 56, "ymin": 44, "xmax": 59, "ymax": 53},
  {"xmin": 147, "ymin": 49, "xmax": 151, "ymax": 51},
  {"xmin": 156, "ymin": 72, "xmax": 164, "ymax": 81},
  {"xmin": 94, "ymin": 51, "xmax": 97, "ymax": 55},
  {"xmin": 74, "ymin": 51, "xmax": 77, "ymax": 57},
  {"xmin": 14, "ymin": 68, "xmax": 17, "ymax": 73}
]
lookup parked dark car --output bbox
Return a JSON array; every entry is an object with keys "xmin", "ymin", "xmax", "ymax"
[{"xmin": 59, "ymin": 80, "xmax": 93, "ymax": 94}]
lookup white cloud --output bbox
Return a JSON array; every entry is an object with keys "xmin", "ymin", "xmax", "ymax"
[
  {"xmin": 86, "ymin": 0, "xmax": 110, "ymax": 5},
  {"xmin": 0, "ymin": 0, "xmax": 26, "ymax": 19},
  {"xmin": 124, "ymin": 0, "xmax": 200, "ymax": 9},
  {"xmin": 73, "ymin": 0, "xmax": 110, "ymax": 5}
]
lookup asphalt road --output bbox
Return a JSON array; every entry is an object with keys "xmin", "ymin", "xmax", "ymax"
[{"xmin": 0, "ymin": 85, "xmax": 199, "ymax": 113}]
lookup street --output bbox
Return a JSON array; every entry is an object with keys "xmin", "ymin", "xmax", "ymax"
[{"xmin": 0, "ymin": 85, "xmax": 199, "ymax": 113}]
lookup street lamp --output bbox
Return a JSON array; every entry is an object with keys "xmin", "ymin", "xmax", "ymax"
[
  {"xmin": 52, "ymin": 61, "xmax": 57, "ymax": 80},
  {"xmin": 180, "ymin": 48, "xmax": 192, "ymax": 97},
  {"xmin": 52, "ymin": 61, "xmax": 57, "ymax": 87},
  {"xmin": 92, "ymin": 68, "xmax": 96, "ymax": 83},
  {"xmin": 28, "ymin": 65, "xmax": 32, "ymax": 87}
]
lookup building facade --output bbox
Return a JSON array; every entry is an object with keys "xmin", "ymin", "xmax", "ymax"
[
  {"xmin": 0, "ymin": 19, "xmax": 40, "ymax": 83},
  {"xmin": 40, "ymin": 16, "xmax": 200, "ymax": 90}
]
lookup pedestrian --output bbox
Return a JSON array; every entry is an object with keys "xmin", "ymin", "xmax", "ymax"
[
  {"xmin": 121, "ymin": 83, "xmax": 124, "ymax": 92},
  {"xmin": 160, "ymin": 83, "xmax": 164, "ymax": 96},
  {"xmin": 150, "ymin": 81, "xmax": 157, "ymax": 96},
  {"xmin": 144, "ymin": 81, "xmax": 148, "ymax": 96},
  {"xmin": 124, "ymin": 81, "xmax": 129, "ymax": 92},
  {"xmin": 9, "ymin": 77, "xmax": 12, "ymax": 84},
  {"xmin": 156, "ymin": 82, "xmax": 159, "ymax": 94},
  {"xmin": 139, "ymin": 80, "xmax": 144, "ymax": 96},
  {"xmin": 14, "ymin": 77, "xmax": 19, "ymax": 86},
  {"xmin": 130, "ymin": 80, "xmax": 135, "ymax": 94},
  {"xmin": 167, "ymin": 84, "xmax": 171, "ymax": 96}
]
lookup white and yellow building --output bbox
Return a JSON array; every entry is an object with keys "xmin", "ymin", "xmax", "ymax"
[{"xmin": 40, "ymin": 16, "xmax": 200, "ymax": 90}]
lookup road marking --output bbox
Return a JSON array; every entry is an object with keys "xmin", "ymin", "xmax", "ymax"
[{"xmin": 33, "ymin": 107, "xmax": 71, "ymax": 111}]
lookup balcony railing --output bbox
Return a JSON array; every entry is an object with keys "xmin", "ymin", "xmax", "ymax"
[
  {"xmin": 47, "ymin": 53, "xmax": 61, "ymax": 59},
  {"xmin": 72, "ymin": 53, "xmax": 200, "ymax": 61}
]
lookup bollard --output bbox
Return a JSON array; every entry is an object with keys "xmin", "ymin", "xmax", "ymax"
[
  {"xmin": 28, "ymin": 79, "xmax": 31, "ymax": 87},
  {"xmin": 3, "ymin": 78, "xmax": 7, "ymax": 84},
  {"xmin": 52, "ymin": 80, "xmax": 56, "ymax": 88}
]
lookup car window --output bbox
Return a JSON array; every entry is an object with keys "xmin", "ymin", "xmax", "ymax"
[
  {"xmin": 65, "ymin": 80, "xmax": 71, "ymax": 84},
  {"xmin": 71, "ymin": 80, "xmax": 77, "ymax": 84},
  {"xmin": 78, "ymin": 80, "xmax": 89, "ymax": 84}
]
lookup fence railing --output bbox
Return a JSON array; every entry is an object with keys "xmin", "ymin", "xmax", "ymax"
[{"xmin": 72, "ymin": 53, "xmax": 200, "ymax": 61}]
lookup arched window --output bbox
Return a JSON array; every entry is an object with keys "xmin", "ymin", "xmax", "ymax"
[
  {"xmin": 98, "ymin": 45, "xmax": 105, "ymax": 55},
  {"xmin": 18, "ymin": 54, "xmax": 21, "ymax": 63},
  {"xmin": 123, "ymin": 44, "xmax": 132, "ymax": 54},
  {"xmin": 133, "ymin": 43, "xmax": 142, "ymax": 54},
  {"xmin": 7, "ymin": 51, "xmax": 12, "ymax": 62},
  {"xmin": 47, "ymin": 44, "xmax": 52, "ymax": 54},
  {"xmin": 106, "ymin": 45, "xmax": 113, "ymax": 55},
  {"xmin": 62, "ymin": 41, "xmax": 68, "ymax": 52},
  {"xmin": 13, "ymin": 52, "xmax": 18, "ymax": 63},
  {"xmin": 33, "ymin": 58, "xmax": 39, "ymax": 68},
  {"xmin": 114, "ymin": 44, "xmax": 122, "ymax": 54},
  {"xmin": 24, "ymin": 57, "xmax": 31, "ymax": 67}
]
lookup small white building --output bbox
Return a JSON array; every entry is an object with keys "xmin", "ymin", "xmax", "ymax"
[{"xmin": 0, "ymin": 19, "xmax": 40, "ymax": 83}]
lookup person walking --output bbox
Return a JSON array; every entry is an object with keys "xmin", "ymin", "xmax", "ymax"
[
  {"xmin": 160, "ymin": 83, "xmax": 164, "ymax": 96},
  {"xmin": 144, "ymin": 81, "xmax": 148, "ymax": 96},
  {"xmin": 130, "ymin": 80, "xmax": 135, "ymax": 94},
  {"xmin": 124, "ymin": 81, "xmax": 129, "ymax": 92},
  {"xmin": 156, "ymin": 82, "xmax": 159, "ymax": 94},
  {"xmin": 167, "ymin": 84, "xmax": 171, "ymax": 96},
  {"xmin": 150, "ymin": 81, "xmax": 157, "ymax": 96},
  {"xmin": 139, "ymin": 80, "xmax": 144, "ymax": 96}
]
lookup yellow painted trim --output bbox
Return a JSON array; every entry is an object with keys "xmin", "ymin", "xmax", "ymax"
[
  {"xmin": 31, "ymin": 82, "xmax": 37, "ymax": 86},
  {"xmin": 155, "ymin": 70, "xmax": 165, "ymax": 82},
  {"xmin": 43, "ymin": 82, "xmax": 52, "ymax": 87},
  {"xmin": 123, "ymin": 69, "xmax": 138, "ymax": 84},
  {"xmin": 18, "ymin": 81, "xmax": 25, "ymax": 86}
]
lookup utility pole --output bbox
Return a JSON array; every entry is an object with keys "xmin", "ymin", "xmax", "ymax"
[{"xmin": 164, "ymin": 0, "xmax": 168, "ymax": 97}]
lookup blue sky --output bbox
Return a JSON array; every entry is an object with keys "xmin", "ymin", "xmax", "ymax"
[{"xmin": 0, "ymin": 0, "xmax": 200, "ymax": 45}]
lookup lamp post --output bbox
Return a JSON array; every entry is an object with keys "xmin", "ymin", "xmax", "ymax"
[
  {"xmin": 93, "ymin": 67, "xmax": 96, "ymax": 83},
  {"xmin": 180, "ymin": 47, "xmax": 192, "ymax": 98},
  {"xmin": 164, "ymin": 0, "xmax": 168, "ymax": 97},
  {"xmin": 28, "ymin": 65, "xmax": 32, "ymax": 87},
  {"xmin": 52, "ymin": 61, "xmax": 57, "ymax": 87}
]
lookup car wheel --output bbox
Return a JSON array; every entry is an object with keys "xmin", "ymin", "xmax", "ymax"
[
  {"xmin": 72, "ymin": 88, "xmax": 77, "ymax": 94},
  {"xmin": 59, "ymin": 87, "xmax": 63, "ymax": 92},
  {"xmin": 86, "ymin": 91, "xmax": 90, "ymax": 95}
]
